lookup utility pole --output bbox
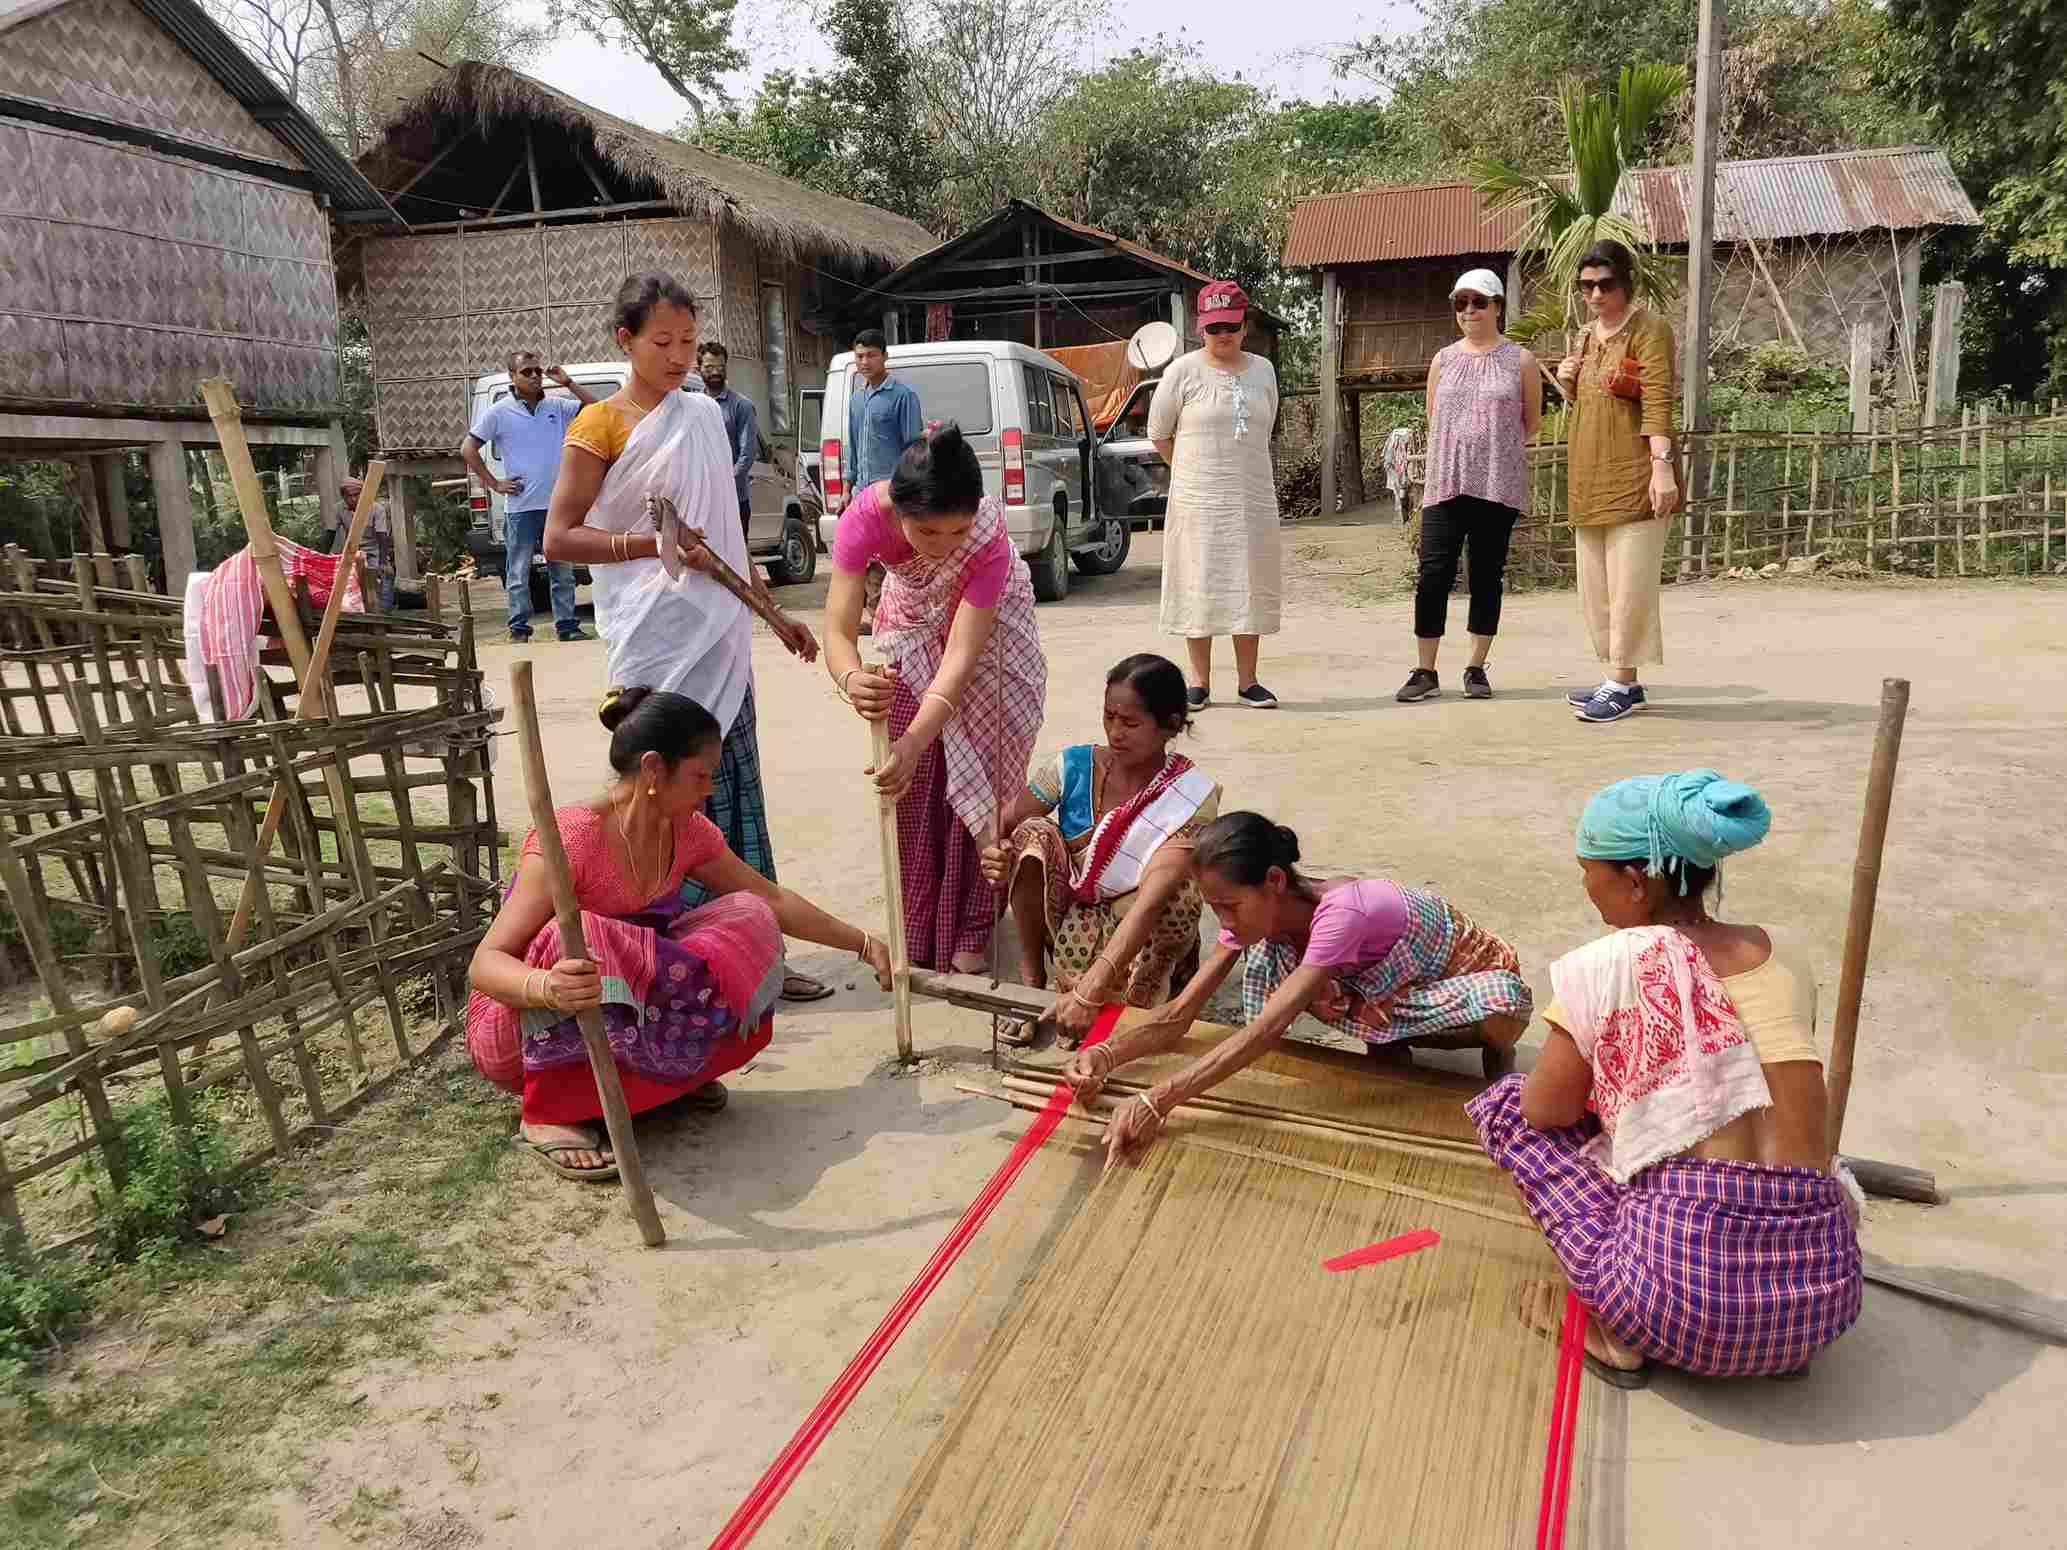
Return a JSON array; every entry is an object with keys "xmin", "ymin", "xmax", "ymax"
[{"xmin": 1681, "ymin": 0, "xmax": 1726, "ymax": 571}]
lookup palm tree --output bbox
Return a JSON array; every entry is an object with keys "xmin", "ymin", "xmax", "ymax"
[{"xmin": 1470, "ymin": 63, "xmax": 1688, "ymax": 345}]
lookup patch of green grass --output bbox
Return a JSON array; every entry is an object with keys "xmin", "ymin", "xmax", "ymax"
[{"xmin": 0, "ymin": 1054, "xmax": 530, "ymax": 1549}]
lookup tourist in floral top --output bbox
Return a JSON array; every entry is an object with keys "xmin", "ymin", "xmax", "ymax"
[{"xmin": 1397, "ymin": 268, "xmax": 1541, "ymax": 703}]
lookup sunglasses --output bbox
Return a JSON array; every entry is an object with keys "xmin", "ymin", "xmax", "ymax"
[
  {"xmin": 513, "ymin": 365, "xmax": 544, "ymax": 376},
  {"xmin": 1575, "ymin": 278, "xmax": 1622, "ymax": 295},
  {"xmin": 1202, "ymin": 321, "xmax": 1243, "ymax": 336},
  {"xmin": 1452, "ymin": 294, "xmax": 1492, "ymax": 312}
]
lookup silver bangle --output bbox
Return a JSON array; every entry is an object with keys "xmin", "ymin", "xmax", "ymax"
[{"xmin": 1135, "ymin": 1090, "xmax": 1166, "ymax": 1128}]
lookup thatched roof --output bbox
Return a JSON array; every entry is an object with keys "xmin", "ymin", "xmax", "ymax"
[{"xmin": 357, "ymin": 61, "xmax": 936, "ymax": 269}]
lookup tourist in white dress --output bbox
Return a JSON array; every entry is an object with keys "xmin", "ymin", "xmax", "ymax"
[{"xmin": 1148, "ymin": 279, "xmax": 1282, "ymax": 710}]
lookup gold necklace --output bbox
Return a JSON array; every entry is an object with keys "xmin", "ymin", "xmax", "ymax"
[{"xmin": 617, "ymin": 797, "xmax": 673, "ymax": 899}]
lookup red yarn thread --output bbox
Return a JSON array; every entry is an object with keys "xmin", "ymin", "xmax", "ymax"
[{"xmin": 707, "ymin": 1003, "xmax": 1125, "ymax": 1548}]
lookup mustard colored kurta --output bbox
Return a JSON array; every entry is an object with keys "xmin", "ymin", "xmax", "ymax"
[{"xmin": 1567, "ymin": 307, "xmax": 1678, "ymax": 527}]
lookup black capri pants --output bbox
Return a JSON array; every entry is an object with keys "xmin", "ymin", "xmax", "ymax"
[{"xmin": 1415, "ymin": 495, "xmax": 1520, "ymax": 639}]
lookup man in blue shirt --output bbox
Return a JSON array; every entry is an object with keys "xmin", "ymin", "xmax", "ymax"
[
  {"xmin": 844, "ymin": 328, "xmax": 923, "ymax": 498},
  {"xmin": 696, "ymin": 340, "xmax": 759, "ymax": 539},
  {"xmin": 461, "ymin": 351, "xmax": 596, "ymax": 643},
  {"xmin": 842, "ymin": 328, "xmax": 922, "ymax": 632}
]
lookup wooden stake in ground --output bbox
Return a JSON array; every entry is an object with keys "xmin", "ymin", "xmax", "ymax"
[
  {"xmin": 510, "ymin": 660, "xmax": 665, "ymax": 1247},
  {"xmin": 213, "ymin": 457, "xmax": 388, "ymax": 962},
  {"xmin": 865, "ymin": 662, "xmax": 914, "ymax": 1061},
  {"xmin": 1826, "ymin": 677, "xmax": 1911, "ymax": 1159}
]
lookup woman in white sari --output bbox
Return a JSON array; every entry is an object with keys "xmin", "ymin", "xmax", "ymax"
[{"xmin": 544, "ymin": 272, "xmax": 832, "ymax": 1001}]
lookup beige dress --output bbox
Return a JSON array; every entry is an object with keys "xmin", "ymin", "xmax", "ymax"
[{"xmin": 1149, "ymin": 350, "xmax": 1281, "ymax": 637}]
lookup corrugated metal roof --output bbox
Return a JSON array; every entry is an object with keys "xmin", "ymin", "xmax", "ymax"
[{"xmin": 1283, "ymin": 148, "xmax": 1979, "ymax": 269}]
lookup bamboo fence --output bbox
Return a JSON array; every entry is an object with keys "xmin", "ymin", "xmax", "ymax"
[
  {"xmin": 0, "ymin": 555, "xmax": 501, "ymax": 1255},
  {"xmin": 1474, "ymin": 401, "xmax": 2067, "ymax": 586}
]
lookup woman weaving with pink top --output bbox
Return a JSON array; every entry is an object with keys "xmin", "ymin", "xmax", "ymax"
[
  {"xmin": 1471, "ymin": 770, "xmax": 1863, "ymax": 1387},
  {"xmin": 1067, "ymin": 811, "xmax": 1532, "ymax": 1164},
  {"xmin": 821, "ymin": 424, "xmax": 1046, "ymax": 973}
]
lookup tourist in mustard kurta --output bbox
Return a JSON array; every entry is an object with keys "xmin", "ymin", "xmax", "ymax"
[{"xmin": 1555, "ymin": 240, "xmax": 1680, "ymax": 725}]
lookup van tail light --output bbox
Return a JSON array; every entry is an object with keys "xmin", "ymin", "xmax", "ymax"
[
  {"xmin": 822, "ymin": 438, "xmax": 843, "ymax": 504},
  {"xmin": 468, "ymin": 483, "xmax": 488, "ymax": 515},
  {"xmin": 1002, "ymin": 428, "xmax": 1026, "ymax": 505}
]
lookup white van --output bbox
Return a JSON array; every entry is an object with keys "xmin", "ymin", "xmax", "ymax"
[
  {"xmin": 816, "ymin": 341, "xmax": 1135, "ymax": 602},
  {"xmin": 464, "ymin": 363, "xmax": 821, "ymax": 597}
]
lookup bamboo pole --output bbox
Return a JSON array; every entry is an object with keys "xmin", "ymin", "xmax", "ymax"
[
  {"xmin": 211, "ymin": 458, "xmax": 388, "ymax": 967},
  {"xmin": 865, "ymin": 663, "xmax": 915, "ymax": 1061},
  {"xmin": 1826, "ymin": 678, "xmax": 1911, "ymax": 1159},
  {"xmin": 509, "ymin": 660, "xmax": 664, "ymax": 1247}
]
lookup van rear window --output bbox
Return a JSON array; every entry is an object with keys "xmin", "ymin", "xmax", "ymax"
[{"xmin": 862, "ymin": 362, "xmax": 994, "ymax": 435}]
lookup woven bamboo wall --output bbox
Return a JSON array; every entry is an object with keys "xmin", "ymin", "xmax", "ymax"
[
  {"xmin": 0, "ymin": 0, "xmax": 301, "ymax": 170},
  {"xmin": 0, "ymin": 0, "xmax": 338, "ymax": 419},
  {"xmin": 365, "ymin": 215, "xmax": 799, "ymax": 454},
  {"xmin": 0, "ymin": 120, "xmax": 338, "ymax": 416}
]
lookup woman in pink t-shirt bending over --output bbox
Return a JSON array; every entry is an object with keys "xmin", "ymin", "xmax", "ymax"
[
  {"xmin": 822, "ymin": 424, "xmax": 1048, "ymax": 973},
  {"xmin": 1066, "ymin": 811, "xmax": 1532, "ymax": 1170}
]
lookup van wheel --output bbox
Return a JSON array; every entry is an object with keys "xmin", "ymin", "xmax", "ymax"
[
  {"xmin": 1029, "ymin": 510, "xmax": 1070, "ymax": 603},
  {"xmin": 1072, "ymin": 516, "xmax": 1130, "ymax": 575},
  {"xmin": 770, "ymin": 515, "xmax": 817, "ymax": 585}
]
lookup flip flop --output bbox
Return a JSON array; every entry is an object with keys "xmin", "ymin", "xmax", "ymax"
[
  {"xmin": 1585, "ymin": 1353, "xmax": 1652, "ymax": 1390},
  {"xmin": 779, "ymin": 973, "xmax": 834, "ymax": 1003},
  {"xmin": 513, "ymin": 1135, "xmax": 618, "ymax": 1184}
]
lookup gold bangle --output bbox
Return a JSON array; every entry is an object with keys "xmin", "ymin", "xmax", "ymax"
[
  {"xmin": 923, "ymin": 690, "xmax": 957, "ymax": 716},
  {"xmin": 1135, "ymin": 1090, "xmax": 1166, "ymax": 1128},
  {"xmin": 836, "ymin": 668, "xmax": 860, "ymax": 703}
]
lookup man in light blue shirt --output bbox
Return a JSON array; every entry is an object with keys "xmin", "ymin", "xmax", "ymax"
[
  {"xmin": 461, "ymin": 351, "xmax": 596, "ymax": 643},
  {"xmin": 696, "ymin": 340, "xmax": 759, "ymax": 538},
  {"xmin": 842, "ymin": 328, "xmax": 922, "ymax": 632},
  {"xmin": 844, "ymin": 327, "xmax": 923, "ymax": 499}
]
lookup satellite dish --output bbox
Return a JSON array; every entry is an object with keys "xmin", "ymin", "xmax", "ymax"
[{"xmin": 1127, "ymin": 320, "xmax": 1179, "ymax": 374}]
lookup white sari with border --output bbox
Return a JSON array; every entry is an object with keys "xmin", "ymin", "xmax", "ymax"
[{"xmin": 585, "ymin": 390, "xmax": 754, "ymax": 734}]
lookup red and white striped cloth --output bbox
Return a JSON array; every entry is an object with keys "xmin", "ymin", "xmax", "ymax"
[{"xmin": 190, "ymin": 540, "xmax": 362, "ymax": 721}]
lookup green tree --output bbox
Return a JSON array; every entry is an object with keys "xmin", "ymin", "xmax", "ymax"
[
  {"xmin": 1879, "ymin": 0, "xmax": 2067, "ymax": 395},
  {"xmin": 691, "ymin": 0, "xmax": 944, "ymax": 226},
  {"xmin": 1471, "ymin": 63, "xmax": 1688, "ymax": 341},
  {"xmin": 570, "ymin": 0, "xmax": 745, "ymax": 122}
]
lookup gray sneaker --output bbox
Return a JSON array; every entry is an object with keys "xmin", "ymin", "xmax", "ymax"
[
  {"xmin": 1396, "ymin": 669, "xmax": 1440, "ymax": 702},
  {"xmin": 1463, "ymin": 665, "xmax": 1492, "ymax": 699}
]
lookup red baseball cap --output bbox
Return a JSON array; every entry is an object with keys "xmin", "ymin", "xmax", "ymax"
[{"xmin": 1197, "ymin": 280, "xmax": 1250, "ymax": 327}]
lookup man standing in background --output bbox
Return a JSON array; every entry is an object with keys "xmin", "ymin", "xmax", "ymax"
[
  {"xmin": 697, "ymin": 340, "xmax": 759, "ymax": 540},
  {"xmin": 841, "ymin": 328, "xmax": 922, "ymax": 632},
  {"xmin": 461, "ymin": 351, "xmax": 595, "ymax": 644},
  {"xmin": 336, "ymin": 472, "xmax": 394, "ymax": 609}
]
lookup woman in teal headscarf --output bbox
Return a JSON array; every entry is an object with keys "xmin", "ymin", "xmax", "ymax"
[{"xmin": 1469, "ymin": 770, "xmax": 1862, "ymax": 1387}]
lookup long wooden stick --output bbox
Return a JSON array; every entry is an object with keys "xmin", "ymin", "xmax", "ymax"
[
  {"xmin": 213, "ymin": 459, "xmax": 388, "ymax": 964},
  {"xmin": 1826, "ymin": 677, "xmax": 1911, "ymax": 1159},
  {"xmin": 510, "ymin": 660, "xmax": 664, "ymax": 1246},
  {"xmin": 867, "ymin": 662, "xmax": 914, "ymax": 1061}
]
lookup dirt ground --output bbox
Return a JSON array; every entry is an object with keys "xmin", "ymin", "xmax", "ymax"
[{"xmin": 266, "ymin": 512, "xmax": 2066, "ymax": 1548}]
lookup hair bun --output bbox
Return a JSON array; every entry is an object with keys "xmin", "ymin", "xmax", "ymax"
[
  {"xmin": 598, "ymin": 684, "xmax": 649, "ymax": 731},
  {"xmin": 1274, "ymin": 824, "xmax": 1301, "ymax": 866}
]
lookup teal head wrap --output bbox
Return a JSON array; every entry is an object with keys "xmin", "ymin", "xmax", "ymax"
[{"xmin": 1575, "ymin": 770, "xmax": 1771, "ymax": 892}]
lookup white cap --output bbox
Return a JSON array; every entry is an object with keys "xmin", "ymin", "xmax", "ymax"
[{"xmin": 1450, "ymin": 267, "xmax": 1505, "ymax": 299}]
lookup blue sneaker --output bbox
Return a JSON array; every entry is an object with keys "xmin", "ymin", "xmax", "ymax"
[
  {"xmin": 1566, "ymin": 683, "xmax": 1600, "ymax": 707},
  {"xmin": 1575, "ymin": 683, "xmax": 1646, "ymax": 722}
]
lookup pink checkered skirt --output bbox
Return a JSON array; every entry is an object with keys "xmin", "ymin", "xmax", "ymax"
[{"xmin": 1469, "ymin": 1076, "xmax": 1862, "ymax": 1377}]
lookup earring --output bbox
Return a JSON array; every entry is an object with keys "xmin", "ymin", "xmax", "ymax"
[{"xmin": 648, "ymin": 785, "xmax": 657, "ymax": 798}]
